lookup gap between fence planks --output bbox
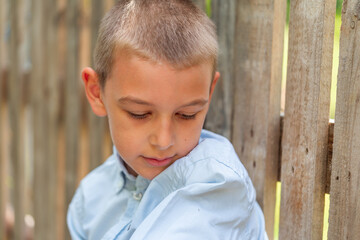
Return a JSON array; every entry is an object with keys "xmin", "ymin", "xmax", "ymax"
[
  {"xmin": 279, "ymin": 0, "xmax": 336, "ymax": 239},
  {"xmin": 328, "ymin": 0, "xmax": 360, "ymax": 239}
]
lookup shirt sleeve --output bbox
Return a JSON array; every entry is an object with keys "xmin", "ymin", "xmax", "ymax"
[
  {"xmin": 129, "ymin": 158, "xmax": 267, "ymax": 240},
  {"xmin": 67, "ymin": 187, "xmax": 87, "ymax": 240}
]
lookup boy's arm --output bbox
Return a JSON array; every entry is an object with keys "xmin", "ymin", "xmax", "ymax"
[
  {"xmin": 130, "ymin": 158, "xmax": 268, "ymax": 240},
  {"xmin": 67, "ymin": 187, "xmax": 87, "ymax": 240}
]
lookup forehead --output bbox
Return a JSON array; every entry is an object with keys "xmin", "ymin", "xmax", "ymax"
[
  {"xmin": 104, "ymin": 53, "xmax": 213, "ymax": 108},
  {"xmin": 110, "ymin": 47, "xmax": 215, "ymax": 74},
  {"xmin": 110, "ymin": 52, "xmax": 212, "ymax": 88}
]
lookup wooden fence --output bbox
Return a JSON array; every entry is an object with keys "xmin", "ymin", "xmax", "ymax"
[{"xmin": 0, "ymin": 0, "xmax": 359, "ymax": 239}]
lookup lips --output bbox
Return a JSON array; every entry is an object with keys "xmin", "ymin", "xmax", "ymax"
[{"xmin": 143, "ymin": 156, "xmax": 175, "ymax": 167}]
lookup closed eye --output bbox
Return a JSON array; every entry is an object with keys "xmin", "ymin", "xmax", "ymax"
[
  {"xmin": 128, "ymin": 112, "xmax": 150, "ymax": 119},
  {"xmin": 177, "ymin": 113, "xmax": 197, "ymax": 120}
]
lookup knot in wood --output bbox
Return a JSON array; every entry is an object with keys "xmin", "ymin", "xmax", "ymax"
[{"xmin": 351, "ymin": 21, "xmax": 356, "ymax": 29}]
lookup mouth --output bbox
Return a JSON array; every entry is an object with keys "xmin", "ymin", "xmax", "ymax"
[{"xmin": 142, "ymin": 155, "xmax": 175, "ymax": 167}]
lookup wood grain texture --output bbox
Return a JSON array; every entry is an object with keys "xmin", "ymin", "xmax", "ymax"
[
  {"xmin": 56, "ymin": 1, "xmax": 67, "ymax": 238},
  {"xmin": 0, "ymin": 0, "xmax": 4, "ymax": 70},
  {"xmin": 88, "ymin": 0, "xmax": 106, "ymax": 171},
  {"xmin": 31, "ymin": 0, "xmax": 50, "ymax": 238},
  {"xmin": 46, "ymin": 0, "xmax": 60, "ymax": 238},
  {"xmin": 0, "ymin": 0, "xmax": 5, "ymax": 238},
  {"xmin": 65, "ymin": 0, "xmax": 81, "ymax": 239},
  {"xmin": 205, "ymin": 0, "xmax": 236, "ymax": 139},
  {"xmin": 232, "ymin": 1, "xmax": 285, "ymax": 238},
  {"xmin": 328, "ymin": 0, "xmax": 360, "ymax": 239},
  {"xmin": 279, "ymin": 0, "xmax": 336, "ymax": 239},
  {"xmin": 9, "ymin": 0, "xmax": 26, "ymax": 239},
  {"xmin": 277, "ymin": 118, "xmax": 334, "ymax": 195}
]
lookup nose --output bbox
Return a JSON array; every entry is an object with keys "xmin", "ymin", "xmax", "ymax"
[{"xmin": 149, "ymin": 116, "xmax": 174, "ymax": 150}]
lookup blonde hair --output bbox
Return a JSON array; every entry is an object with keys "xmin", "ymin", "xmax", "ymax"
[{"xmin": 94, "ymin": 0, "xmax": 218, "ymax": 87}]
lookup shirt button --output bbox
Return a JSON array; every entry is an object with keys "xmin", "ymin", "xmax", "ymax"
[{"xmin": 132, "ymin": 192, "xmax": 143, "ymax": 201}]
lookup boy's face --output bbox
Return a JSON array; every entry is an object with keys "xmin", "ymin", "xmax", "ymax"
[{"xmin": 83, "ymin": 53, "xmax": 219, "ymax": 180}]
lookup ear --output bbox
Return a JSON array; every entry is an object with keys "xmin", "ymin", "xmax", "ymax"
[
  {"xmin": 209, "ymin": 71, "xmax": 220, "ymax": 102},
  {"xmin": 82, "ymin": 67, "xmax": 107, "ymax": 116}
]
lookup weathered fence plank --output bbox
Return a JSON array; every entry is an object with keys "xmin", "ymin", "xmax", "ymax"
[
  {"xmin": 279, "ymin": 0, "xmax": 336, "ymax": 239},
  {"xmin": 65, "ymin": 0, "xmax": 81, "ymax": 239},
  {"xmin": 0, "ymin": 122, "xmax": 4, "ymax": 239},
  {"xmin": 1, "ymin": 1, "xmax": 355, "ymax": 239},
  {"xmin": 31, "ymin": 0, "xmax": 50, "ymax": 238},
  {"xmin": 46, "ymin": 0, "xmax": 60, "ymax": 238},
  {"xmin": 278, "ymin": 119, "xmax": 334, "ymax": 195},
  {"xmin": 231, "ymin": 1, "xmax": 285, "ymax": 238},
  {"xmin": 0, "ymin": 131, "xmax": 4, "ymax": 239},
  {"xmin": 0, "ymin": 0, "xmax": 6, "ymax": 237},
  {"xmin": 328, "ymin": 0, "xmax": 360, "ymax": 239},
  {"xmin": 88, "ymin": 0, "xmax": 106, "ymax": 171},
  {"xmin": 9, "ymin": 0, "xmax": 26, "ymax": 239},
  {"xmin": 56, "ymin": 1, "xmax": 67, "ymax": 238},
  {"xmin": 264, "ymin": 1, "xmax": 286, "ymax": 238},
  {"xmin": 205, "ymin": 0, "xmax": 236, "ymax": 139}
]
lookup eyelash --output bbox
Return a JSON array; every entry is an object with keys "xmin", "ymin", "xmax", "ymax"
[
  {"xmin": 127, "ymin": 112, "xmax": 197, "ymax": 120},
  {"xmin": 128, "ymin": 112, "xmax": 149, "ymax": 119},
  {"xmin": 178, "ymin": 113, "xmax": 196, "ymax": 120}
]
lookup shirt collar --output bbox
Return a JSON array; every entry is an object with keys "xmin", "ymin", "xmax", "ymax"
[{"xmin": 113, "ymin": 146, "xmax": 150, "ymax": 194}]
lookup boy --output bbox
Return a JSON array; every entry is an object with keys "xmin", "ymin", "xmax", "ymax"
[{"xmin": 67, "ymin": 0, "xmax": 268, "ymax": 239}]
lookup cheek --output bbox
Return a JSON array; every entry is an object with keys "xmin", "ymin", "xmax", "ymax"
[
  {"xmin": 107, "ymin": 112, "xmax": 142, "ymax": 152},
  {"xmin": 178, "ymin": 121, "xmax": 203, "ymax": 152},
  {"xmin": 179, "ymin": 134, "xmax": 200, "ymax": 157},
  {"xmin": 110, "ymin": 125, "xmax": 143, "ymax": 162}
]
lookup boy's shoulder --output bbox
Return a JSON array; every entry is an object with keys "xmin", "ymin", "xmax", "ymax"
[
  {"xmin": 186, "ymin": 129, "xmax": 250, "ymax": 180},
  {"xmin": 150, "ymin": 129, "xmax": 255, "ymax": 198},
  {"xmin": 129, "ymin": 130, "xmax": 264, "ymax": 239},
  {"xmin": 77, "ymin": 148, "xmax": 123, "ymax": 201}
]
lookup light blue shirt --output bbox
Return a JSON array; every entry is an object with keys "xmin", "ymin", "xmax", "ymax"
[{"xmin": 67, "ymin": 130, "xmax": 268, "ymax": 239}]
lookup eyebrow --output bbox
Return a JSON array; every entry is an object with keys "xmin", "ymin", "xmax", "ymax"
[
  {"xmin": 117, "ymin": 96, "xmax": 208, "ymax": 108},
  {"xmin": 180, "ymin": 99, "xmax": 208, "ymax": 108},
  {"xmin": 118, "ymin": 96, "xmax": 154, "ymax": 106}
]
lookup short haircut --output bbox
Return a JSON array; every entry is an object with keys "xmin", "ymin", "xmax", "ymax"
[{"xmin": 94, "ymin": 0, "xmax": 218, "ymax": 88}]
